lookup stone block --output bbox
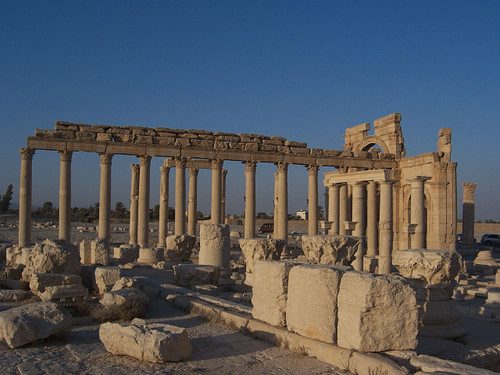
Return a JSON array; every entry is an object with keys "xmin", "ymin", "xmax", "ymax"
[
  {"xmin": 6, "ymin": 246, "xmax": 29, "ymax": 266},
  {"xmin": 286, "ymin": 264, "xmax": 349, "ymax": 343},
  {"xmin": 137, "ymin": 247, "xmax": 164, "ymax": 264},
  {"xmin": 111, "ymin": 277, "xmax": 140, "ymax": 291},
  {"xmin": 239, "ymin": 238, "xmax": 285, "ymax": 275},
  {"xmin": 113, "ymin": 244, "xmax": 139, "ymax": 263},
  {"xmin": 301, "ymin": 235, "xmax": 361, "ymax": 266},
  {"xmin": 29, "ymin": 273, "xmax": 82, "ymax": 294},
  {"xmin": 79, "ymin": 239, "xmax": 92, "ymax": 265},
  {"xmin": 95, "ymin": 289, "xmax": 150, "ymax": 321},
  {"xmin": 22, "ymin": 239, "xmax": 81, "ymax": 283},
  {"xmin": 99, "ymin": 319, "xmax": 192, "ymax": 363},
  {"xmin": 39, "ymin": 284, "xmax": 88, "ymax": 306},
  {"xmin": 172, "ymin": 264, "xmax": 221, "ymax": 288},
  {"xmin": 91, "ymin": 239, "xmax": 109, "ymax": 266},
  {"xmin": 165, "ymin": 235, "xmax": 195, "ymax": 261},
  {"xmin": 199, "ymin": 224, "xmax": 230, "ymax": 268},
  {"xmin": 0, "ymin": 302, "xmax": 72, "ymax": 348},
  {"xmin": 252, "ymin": 260, "xmax": 295, "ymax": 327},
  {"xmin": 0, "ymin": 290, "xmax": 33, "ymax": 302},
  {"xmin": 337, "ymin": 271, "xmax": 418, "ymax": 352},
  {"xmin": 94, "ymin": 267, "xmax": 121, "ymax": 294}
]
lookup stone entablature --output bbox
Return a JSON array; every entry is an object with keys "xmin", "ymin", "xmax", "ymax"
[{"xmin": 27, "ymin": 121, "xmax": 397, "ymax": 168}]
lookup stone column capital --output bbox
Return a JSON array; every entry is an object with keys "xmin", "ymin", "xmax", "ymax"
[
  {"xmin": 175, "ymin": 157, "xmax": 187, "ymax": 168},
  {"xmin": 276, "ymin": 161, "xmax": 288, "ymax": 172},
  {"xmin": 138, "ymin": 155, "xmax": 151, "ymax": 166},
  {"xmin": 407, "ymin": 176, "xmax": 432, "ymax": 185},
  {"xmin": 130, "ymin": 164, "xmax": 140, "ymax": 174},
  {"xmin": 99, "ymin": 153, "xmax": 113, "ymax": 164},
  {"xmin": 211, "ymin": 159, "xmax": 223, "ymax": 169},
  {"xmin": 245, "ymin": 161, "xmax": 257, "ymax": 173},
  {"xmin": 222, "ymin": 169, "xmax": 228, "ymax": 177},
  {"xmin": 160, "ymin": 166, "xmax": 171, "ymax": 175},
  {"xmin": 188, "ymin": 167, "xmax": 199, "ymax": 177},
  {"xmin": 307, "ymin": 164, "xmax": 319, "ymax": 175},
  {"xmin": 392, "ymin": 249, "xmax": 464, "ymax": 286},
  {"xmin": 462, "ymin": 182, "xmax": 477, "ymax": 192},
  {"xmin": 58, "ymin": 150, "xmax": 73, "ymax": 161},
  {"xmin": 20, "ymin": 148, "xmax": 35, "ymax": 160}
]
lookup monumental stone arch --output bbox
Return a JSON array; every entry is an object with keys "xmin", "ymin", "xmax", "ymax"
[{"xmin": 18, "ymin": 112, "xmax": 456, "ymax": 273}]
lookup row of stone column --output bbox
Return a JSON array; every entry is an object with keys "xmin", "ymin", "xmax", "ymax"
[{"xmin": 18, "ymin": 147, "xmax": 323, "ymax": 248}]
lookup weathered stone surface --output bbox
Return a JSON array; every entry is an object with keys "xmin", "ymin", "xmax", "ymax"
[
  {"xmin": 165, "ymin": 235, "xmax": 195, "ymax": 261},
  {"xmin": 199, "ymin": 224, "xmax": 230, "ymax": 268},
  {"xmin": 0, "ymin": 302, "xmax": 72, "ymax": 348},
  {"xmin": 29, "ymin": 273, "xmax": 82, "ymax": 294},
  {"xmin": 22, "ymin": 239, "xmax": 80, "ymax": 283},
  {"xmin": 393, "ymin": 249, "xmax": 464, "ymax": 285},
  {"xmin": 411, "ymin": 354, "xmax": 496, "ymax": 375},
  {"xmin": 6, "ymin": 246, "xmax": 29, "ymax": 266},
  {"xmin": 239, "ymin": 239, "xmax": 286, "ymax": 275},
  {"xmin": 137, "ymin": 247, "xmax": 164, "ymax": 264},
  {"xmin": 337, "ymin": 271, "xmax": 418, "ymax": 352},
  {"xmin": 79, "ymin": 239, "xmax": 92, "ymax": 265},
  {"xmin": 113, "ymin": 244, "xmax": 139, "ymax": 263},
  {"xmin": 91, "ymin": 239, "xmax": 109, "ymax": 266},
  {"xmin": 286, "ymin": 264, "xmax": 349, "ymax": 343},
  {"xmin": 111, "ymin": 277, "xmax": 140, "ymax": 291},
  {"xmin": 39, "ymin": 284, "xmax": 88, "ymax": 305},
  {"xmin": 94, "ymin": 267, "xmax": 121, "ymax": 294},
  {"xmin": 301, "ymin": 235, "xmax": 361, "ymax": 266},
  {"xmin": 0, "ymin": 289, "xmax": 34, "ymax": 302},
  {"xmin": 349, "ymin": 352, "xmax": 409, "ymax": 375},
  {"xmin": 393, "ymin": 249, "xmax": 466, "ymax": 339},
  {"xmin": 95, "ymin": 288, "xmax": 150, "ymax": 321},
  {"xmin": 99, "ymin": 319, "xmax": 192, "ymax": 363},
  {"xmin": 252, "ymin": 261, "xmax": 296, "ymax": 327},
  {"xmin": 173, "ymin": 264, "xmax": 221, "ymax": 288}
]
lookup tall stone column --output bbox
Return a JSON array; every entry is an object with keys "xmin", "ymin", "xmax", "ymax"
[
  {"xmin": 324, "ymin": 186, "xmax": 329, "ymax": 229},
  {"xmin": 307, "ymin": 165, "xmax": 319, "ymax": 235},
  {"xmin": 366, "ymin": 181, "xmax": 378, "ymax": 257},
  {"xmin": 211, "ymin": 159, "xmax": 223, "ymax": 224},
  {"xmin": 379, "ymin": 181, "xmax": 394, "ymax": 274},
  {"xmin": 276, "ymin": 162, "xmax": 288, "ymax": 241},
  {"xmin": 273, "ymin": 172, "xmax": 279, "ymax": 238},
  {"xmin": 244, "ymin": 161, "xmax": 256, "ymax": 239},
  {"xmin": 99, "ymin": 153, "xmax": 113, "ymax": 249},
  {"xmin": 462, "ymin": 183, "xmax": 477, "ymax": 250},
  {"xmin": 58, "ymin": 151, "xmax": 72, "ymax": 243},
  {"xmin": 129, "ymin": 164, "xmax": 140, "ymax": 245},
  {"xmin": 175, "ymin": 157, "xmax": 187, "ymax": 235},
  {"xmin": 339, "ymin": 184, "xmax": 348, "ymax": 235},
  {"xmin": 351, "ymin": 181, "xmax": 367, "ymax": 271},
  {"xmin": 137, "ymin": 155, "xmax": 151, "ymax": 248},
  {"xmin": 187, "ymin": 167, "xmax": 198, "ymax": 236},
  {"xmin": 410, "ymin": 176, "xmax": 430, "ymax": 249},
  {"xmin": 158, "ymin": 166, "xmax": 170, "ymax": 247},
  {"xmin": 221, "ymin": 169, "xmax": 227, "ymax": 224},
  {"xmin": 328, "ymin": 184, "xmax": 340, "ymax": 235},
  {"xmin": 19, "ymin": 148, "xmax": 34, "ymax": 248}
]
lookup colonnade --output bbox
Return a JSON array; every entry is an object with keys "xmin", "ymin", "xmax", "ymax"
[{"xmin": 18, "ymin": 149, "xmax": 326, "ymax": 248}]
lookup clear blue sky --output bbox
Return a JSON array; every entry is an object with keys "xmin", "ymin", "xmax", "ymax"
[{"xmin": 1, "ymin": 1, "xmax": 499, "ymax": 219}]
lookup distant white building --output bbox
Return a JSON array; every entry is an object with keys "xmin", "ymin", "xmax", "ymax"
[{"xmin": 296, "ymin": 209, "xmax": 307, "ymax": 220}]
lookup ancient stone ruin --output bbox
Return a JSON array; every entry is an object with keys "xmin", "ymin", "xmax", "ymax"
[{"xmin": 1, "ymin": 112, "xmax": 499, "ymax": 374}]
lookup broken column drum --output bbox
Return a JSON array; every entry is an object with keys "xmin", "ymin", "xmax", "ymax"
[{"xmin": 199, "ymin": 223, "xmax": 230, "ymax": 268}]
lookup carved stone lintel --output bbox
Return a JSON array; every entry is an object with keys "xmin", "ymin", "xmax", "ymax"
[
  {"xmin": 20, "ymin": 148, "xmax": 35, "ymax": 160},
  {"xmin": 99, "ymin": 153, "xmax": 113, "ymax": 164},
  {"xmin": 58, "ymin": 150, "xmax": 73, "ymax": 162}
]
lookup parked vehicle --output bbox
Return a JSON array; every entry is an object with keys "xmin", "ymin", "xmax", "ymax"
[
  {"xmin": 258, "ymin": 223, "xmax": 274, "ymax": 233},
  {"xmin": 480, "ymin": 234, "xmax": 500, "ymax": 246}
]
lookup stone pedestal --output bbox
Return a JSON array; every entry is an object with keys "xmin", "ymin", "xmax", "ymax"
[
  {"xmin": 301, "ymin": 235, "xmax": 360, "ymax": 266},
  {"xmin": 393, "ymin": 249, "xmax": 465, "ymax": 339},
  {"xmin": 479, "ymin": 287, "xmax": 500, "ymax": 319},
  {"xmin": 238, "ymin": 238, "xmax": 285, "ymax": 285},
  {"xmin": 199, "ymin": 224, "xmax": 230, "ymax": 268},
  {"xmin": 137, "ymin": 248, "xmax": 164, "ymax": 264}
]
